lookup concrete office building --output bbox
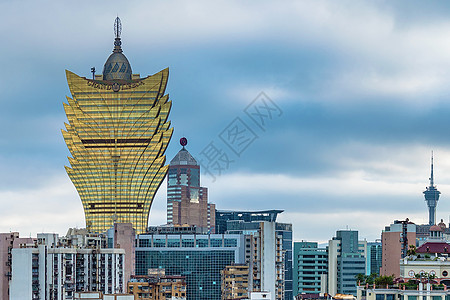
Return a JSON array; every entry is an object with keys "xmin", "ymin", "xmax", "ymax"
[
  {"xmin": 381, "ymin": 220, "xmax": 416, "ymax": 277},
  {"xmin": 135, "ymin": 232, "xmax": 246, "ymax": 300},
  {"xmin": 167, "ymin": 138, "xmax": 215, "ymax": 233},
  {"xmin": 293, "ymin": 241, "xmax": 328, "ymax": 296},
  {"xmin": 10, "ymin": 233, "xmax": 125, "ymax": 300},
  {"xmin": 328, "ymin": 230, "xmax": 366, "ymax": 297},
  {"xmin": 217, "ymin": 209, "xmax": 292, "ymax": 300}
]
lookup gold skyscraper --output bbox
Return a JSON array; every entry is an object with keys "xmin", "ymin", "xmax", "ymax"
[{"xmin": 62, "ymin": 18, "xmax": 172, "ymax": 234}]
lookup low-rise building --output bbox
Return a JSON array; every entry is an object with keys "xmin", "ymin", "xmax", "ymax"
[
  {"xmin": 356, "ymin": 285, "xmax": 449, "ymax": 300},
  {"xmin": 400, "ymin": 225, "xmax": 450, "ymax": 286},
  {"xmin": 128, "ymin": 274, "xmax": 186, "ymax": 299},
  {"xmin": 75, "ymin": 291, "xmax": 134, "ymax": 299},
  {"xmin": 221, "ymin": 264, "xmax": 249, "ymax": 299}
]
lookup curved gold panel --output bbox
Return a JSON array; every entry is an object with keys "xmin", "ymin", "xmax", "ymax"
[{"xmin": 62, "ymin": 69, "xmax": 172, "ymax": 234}]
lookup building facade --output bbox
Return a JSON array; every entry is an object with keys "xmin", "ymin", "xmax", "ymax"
[
  {"xmin": 356, "ymin": 285, "xmax": 450, "ymax": 300},
  {"xmin": 128, "ymin": 274, "xmax": 187, "ymax": 299},
  {"xmin": 167, "ymin": 139, "xmax": 215, "ymax": 232},
  {"xmin": 216, "ymin": 209, "xmax": 293, "ymax": 299},
  {"xmin": 328, "ymin": 230, "xmax": 366, "ymax": 297},
  {"xmin": 215, "ymin": 210, "xmax": 282, "ymax": 234},
  {"xmin": 10, "ymin": 234, "xmax": 125, "ymax": 300},
  {"xmin": 0, "ymin": 232, "xmax": 35, "ymax": 300},
  {"xmin": 135, "ymin": 233, "xmax": 246, "ymax": 300},
  {"xmin": 381, "ymin": 220, "xmax": 416, "ymax": 277},
  {"xmin": 221, "ymin": 264, "xmax": 249, "ymax": 300},
  {"xmin": 293, "ymin": 241, "xmax": 328, "ymax": 296},
  {"xmin": 62, "ymin": 17, "xmax": 172, "ymax": 234},
  {"xmin": 227, "ymin": 221, "xmax": 288, "ymax": 299},
  {"xmin": 366, "ymin": 241, "xmax": 382, "ymax": 276}
]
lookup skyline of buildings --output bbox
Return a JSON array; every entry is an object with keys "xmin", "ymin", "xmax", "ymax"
[{"xmin": 5, "ymin": 9, "xmax": 450, "ymax": 300}]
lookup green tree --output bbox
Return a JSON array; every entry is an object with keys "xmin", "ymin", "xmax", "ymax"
[
  {"xmin": 407, "ymin": 245, "xmax": 417, "ymax": 256},
  {"xmin": 355, "ymin": 273, "xmax": 367, "ymax": 285},
  {"xmin": 375, "ymin": 275, "xmax": 394, "ymax": 286},
  {"xmin": 367, "ymin": 273, "xmax": 377, "ymax": 285}
]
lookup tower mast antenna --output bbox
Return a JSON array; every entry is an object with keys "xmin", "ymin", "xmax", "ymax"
[
  {"xmin": 430, "ymin": 151, "xmax": 434, "ymax": 186},
  {"xmin": 114, "ymin": 16, "xmax": 122, "ymax": 39}
]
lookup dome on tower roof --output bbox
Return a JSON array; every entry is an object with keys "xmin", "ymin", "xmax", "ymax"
[
  {"xmin": 103, "ymin": 52, "xmax": 132, "ymax": 81},
  {"xmin": 102, "ymin": 16, "xmax": 132, "ymax": 81},
  {"xmin": 430, "ymin": 225, "xmax": 442, "ymax": 232}
]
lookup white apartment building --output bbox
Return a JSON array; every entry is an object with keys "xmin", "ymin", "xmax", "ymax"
[{"xmin": 9, "ymin": 233, "xmax": 125, "ymax": 300}]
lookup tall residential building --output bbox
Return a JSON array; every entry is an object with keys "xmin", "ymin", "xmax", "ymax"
[
  {"xmin": 216, "ymin": 209, "xmax": 293, "ymax": 300},
  {"xmin": 135, "ymin": 232, "xmax": 246, "ymax": 300},
  {"xmin": 62, "ymin": 17, "xmax": 172, "ymax": 234},
  {"xmin": 424, "ymin": 154, "xmax": 441, "ymax": 225},
  {"xmin": 106, "ymin": 223, "xmax": 136, "ymax": 285},
  {"xmin": 9, "ymin": 233, "xmax": 126, "ymax": 300},
  {"xmin": 0, "ymin": 232, "xmax": 34, "ymax": 300},
  {"xmin": 366, "ymin": 241, "xmax": 382, "ymax": 275},
  {"xmin": 167, "ymin": 138, "xmax": 215, "ymax": 232},
  {"xmin": 227, "ymin": 221, "xmax": 289, "ymax": 300},
  {"xmin": 381, "ymin": 220, "xmax": 416, "ymax": 277},
  {"xmin": 328, "ymin": 230, "xmax": 366, "ymax": 297},
  {"xmin": 293, "ymin": 241, "xmax": 328, "ymax": 296}
]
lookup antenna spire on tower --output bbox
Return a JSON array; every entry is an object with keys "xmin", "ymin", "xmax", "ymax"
[
  {"xmin": 113, "ymin": 17, "xmax": 123, "ymax": 53},
  {"xmin": 430, "ymin": 151, "xmax": 434, "ymax": 187},
  {"xmin": 424, "ymin": 151, "xmax": 440, "ymax": 225},
  {"xmin": 114, "ymin": 16, "xmax": 122, "ymax": 39}
]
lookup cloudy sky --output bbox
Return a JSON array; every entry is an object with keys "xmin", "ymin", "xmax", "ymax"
[{"xmin": 2, "ymin": 0, "xmax": 450, "ymax": 243}]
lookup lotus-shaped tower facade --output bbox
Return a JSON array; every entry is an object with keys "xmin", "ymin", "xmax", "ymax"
[{"xmin": 62, "ymin": 18, "xmax": 172, "ymax": 233}]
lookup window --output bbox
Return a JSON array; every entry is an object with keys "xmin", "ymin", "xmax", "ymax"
[{"xmin": 376, "ymin": 294, "xmax": 385, "ymax": 300}]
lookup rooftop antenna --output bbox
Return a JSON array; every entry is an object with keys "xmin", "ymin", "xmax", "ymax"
[
  {"xmin": 114, "ymin": 16, "xmax": 122, "ymax": 39},
  {"xmin": 430, "ymin": 151, "xmax": 434, "ymax": 187},
  {"xmin": 113, "ymin": 16, "xmax": 123, "ymax": 53}
]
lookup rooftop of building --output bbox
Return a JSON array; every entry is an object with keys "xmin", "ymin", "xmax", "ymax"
[
  {"xmin": 102, "ymin": 17, "xmax": 133, "ymax": 81},
  {"xmin": 170, "ymin": 147, "xmax": 198, "ymax": 166},
  {"xmin": 416, "ymin": 242, "xmax": 450, "ymax": 254}
]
